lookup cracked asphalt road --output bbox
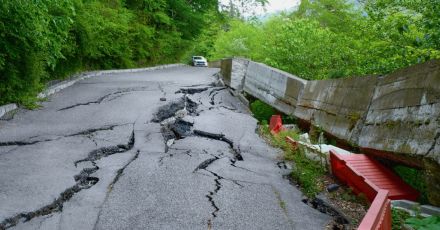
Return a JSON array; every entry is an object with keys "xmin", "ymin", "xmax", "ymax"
[{"xmin": 0, "ymin": 66, "xmax": 331, "ymax": 230}]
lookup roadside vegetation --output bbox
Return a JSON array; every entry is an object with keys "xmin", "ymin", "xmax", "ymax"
[
  {"xmin": 258, "ymin": 117, "xmax": 369, "ymax": 227},
  {"xmin": 0, "ymin": 0, "xmax": 266, "ymax": 107},
  {"xmin": 257, "ymin": 114, "xmax": 438, "ymax": 229},
  {"xmin": 2, "ymin": 0, "xmax": 439, "ymax": 108},
  {"xmin": 394, "ymin": 165, "xmax": 429, "ymax": 204},
  {"xmin": 250, "ymin": 99, "xmax": 436, "ymax": 228},
  {"xmin": 251, "ymin": 99, "xmax": 327, "ymax": 197},
  {"xmin": 208, "ymin": 0, "xmax": 440, "ymax": 80},
  {"xmin": 392, "ymin": 207, "xmax": 440, "ymax": 230}
]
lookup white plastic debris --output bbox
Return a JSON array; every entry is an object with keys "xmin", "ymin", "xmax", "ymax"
[{"xmin": 299, "ymin": 133, "xmax": 311, "ymax": 144}]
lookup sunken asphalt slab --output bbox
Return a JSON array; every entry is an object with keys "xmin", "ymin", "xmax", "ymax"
[{"xmin": 0, "ymin": 66, "xmax": 331, "ymax": 230}]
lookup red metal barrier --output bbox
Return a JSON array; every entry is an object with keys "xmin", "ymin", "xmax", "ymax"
[
  {"xmin": 358, "ymin": 190, "xmax": 392, "ymax": 230},
  {"xmin": 269, "ymin": 115, "xmax": 285, "ymax": 134},
  {"xmin": 330, "ymin": 152, "xmax": 378, "ymax": 201},
  {"xmin": 330, "ymin": 151, "xmax": 419, "ymax": 202},
  {"xmin": 269, "ymin": 119, "xmax": 407, "ymax": 230},
  {"xmin": 331, "ymin": 150, "xmax": 420, "ymax": 230}
]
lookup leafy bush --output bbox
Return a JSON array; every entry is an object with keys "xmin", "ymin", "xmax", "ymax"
[
  {"xmin": 392, "ymin": 208, "xmax": 411, "ymax": 230},
  {"xmin": 0, "ymin": 0, "xmax": 219, "ymax": 107},
  {"xmin": 209, "ymin": 0, "xmax": 440, "ymax": 80},
  {"xmin": 210, "ymin": 19, "xmax": 262, "ymax": 60},
  {"xmin": 394, "ymin": 165, "xmax": 429, "ymax": 204},
  {"xmin": 406, "ymin": 216, "xmax": 440, "ymax": 230},
  {"xmin": 250, "ymin": 99, "xmax": 276, "ymax": 123},
  {"xmin": 0, "ymin": 0, "xmax": 75, "ymax": 106}
]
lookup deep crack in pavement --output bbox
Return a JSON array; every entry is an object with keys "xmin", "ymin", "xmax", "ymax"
[
  {"xmin": 0, "ymin": 125, "xmax": 137, "ymax": 230},
  {"xmin": 74, "ymin": 129, "xmax": 135, "ymax": 166},
  {"xmin": 0, "ymin": 124, "xmax": 126, "ymax": 147},
  {"xmin": 205, "ymin": 170, "xmax": 223, "ymax": 218},
  {"xmin": 58, "ymin": 87, "xmax": 156, "ymax": 111}
]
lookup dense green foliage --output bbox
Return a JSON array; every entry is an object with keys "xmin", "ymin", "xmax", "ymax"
[
  {"xmin": 209, "ymin": 0, "xmax": 440, "ymax": 80},
  {"xmin": 392, "ymin": 207, "xmax": 440, "ymax": 230},
  {"xmin": 406, "ymin": 216, "xmax": 440, "ymax": 230},
  {"xmin": 0, "ymin": 0, "xmax": 226, "ymax": 106},
  {"xmin": 250, "ymin": 99, "xmax": 276, "ymax": 122},
  {"xmin": 392, "ymin": 208, "xmax": 411, "ymax": 230},
  {"xmin": 394, "ymin": 165, "xmax": 428, "ymax": 204},
  {"xmin": 2, "ymin": 0, "xmax": 438, "ymax": 106}
]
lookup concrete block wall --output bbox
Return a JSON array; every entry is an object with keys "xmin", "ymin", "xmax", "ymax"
[
  {"xmin": 220, "ymin": 59, "xmax": 232, "ymax": 86},
  {"xmin": 231, "ymin": 58, "xmax": 249, "ymax": 90}
]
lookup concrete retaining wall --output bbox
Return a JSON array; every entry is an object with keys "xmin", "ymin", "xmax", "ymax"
[
  {"xmin": 220, "ymin": 58, "xmax": 249, "ymax": 91},
  {"xmin": 294, "ymin": 75, "xmax": 379, "ymax": 145},
  {"xmin": 220, "ymin": 59, "xmax": 232, "ymax": 86},
  {"xmin": 0, "ymin": 104, "xmax": 18, "ymax": 119},
  {"xmin": 220, "ymin": 58, "xmax": 440, "ymax": 166},
  {"xmin": 359, "ymin": 60, "xmax": 440, "ymax": 165},
  {"xmin": 208, "ymin": 60, "xmax": 222, "ymax": 68},
  {"xmin": 221, "ymin": 58, "xmax": 440, "ymax": 205},
  {"xmin": 242, "ymin": 61, "xmax": 307, "ymax": 115}
]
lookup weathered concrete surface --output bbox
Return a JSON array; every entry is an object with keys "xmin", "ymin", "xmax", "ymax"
[
  {"xmin": 358, "ymin": 60, "xmax": 440, "ymax": 206},
  {"xmin": 220, "ymin": 58, "xmax": 249, "ymax": 91},
  {"xmin": 230, "ymin": 58, "xmax": 249, "ymax": 91},
  {"xmin": 220, "ymin": 58, "xmax": 439, "ymax": 165},
  {"xmin": 244, "ymin": 61, "xmax": 307, "ymax": 115},
  {"xmin": 0, "ymin": 64, "xmax": 185, "ymax": 121},
  {"xmin": 220, "ymin": 59, "xmax": 232, "ymax": 86},
  {"xmin": 0, "ymin": 104, "xmax": 17, "ymax": 120},
  {"xmin": 0, "ymin": 66, "xmax": 330, "ymax": 229},
  {"xmin": 295, "ymin": 75, "xmax": 378, "ymax": 144},
  {"xmin": 37, "ymin": 64, "xmax": 185, "ymax": 99},
  {"xmin": 359, "ymin": 60, "xmax": 440, "ymax": 165},
  {"xmin": 208, "ymin": 60, "xmax": 222, "ymax": 68}
]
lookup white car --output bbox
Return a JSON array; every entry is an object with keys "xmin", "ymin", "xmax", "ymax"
[{"xmin": 192, "ymin": 56, "xmax": 208, "ymax": 67}]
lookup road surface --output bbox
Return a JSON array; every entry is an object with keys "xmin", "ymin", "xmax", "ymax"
[{"xmin": 0, "ymin": 66, "xmax": 331, "ymax": 229}]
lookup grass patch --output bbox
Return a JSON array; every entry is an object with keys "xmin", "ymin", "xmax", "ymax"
[
  {"xmin": 250, "ymin": 100, "xmax": 276, "ymax": 123},
  {"xmin": 250, "ymin": 99, "xmax": 297, "ymax": 125},
  {"xmin": 259, "ymin": 124, "xmax": 325, "ymax": 197},
  {"xmin": 289, "ymin": 149, "xmax": 326, "ymax": 197},
  {"xmin": 392, "ymin": 207, "xmax": 440, "ymax": 230},
  {"xmin": 339, "ymin": 188, "xmax": 368, "ymax": 205},
  {"xmin": 406, "ymin": 215, "xmax": 440, "ymax": 229},
  {"xmin": 392, "ymin": 208, "xmax": 411, "ymax": 230}
]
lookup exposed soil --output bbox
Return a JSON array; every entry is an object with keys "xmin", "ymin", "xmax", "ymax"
[{"xmin": 320, "ymin": 175, "xmax": 368, "ymax": 229}]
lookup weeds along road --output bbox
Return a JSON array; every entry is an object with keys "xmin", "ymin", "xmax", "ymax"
[{"xmin": 0, "ymin": 66, "xmax": 331, "ymax": 230}]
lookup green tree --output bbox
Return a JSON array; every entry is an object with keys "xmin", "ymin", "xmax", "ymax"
[
  {"xmin": 210, "ymin": 20, "xmax": 262, "ymax": 59},
  {"xmin": 0, "ymin": 0, "xmax": 228, "ymax": 106},
  {"xmin": 209, "ymin": 0, "xmax": 440, "ymax": 80}
]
